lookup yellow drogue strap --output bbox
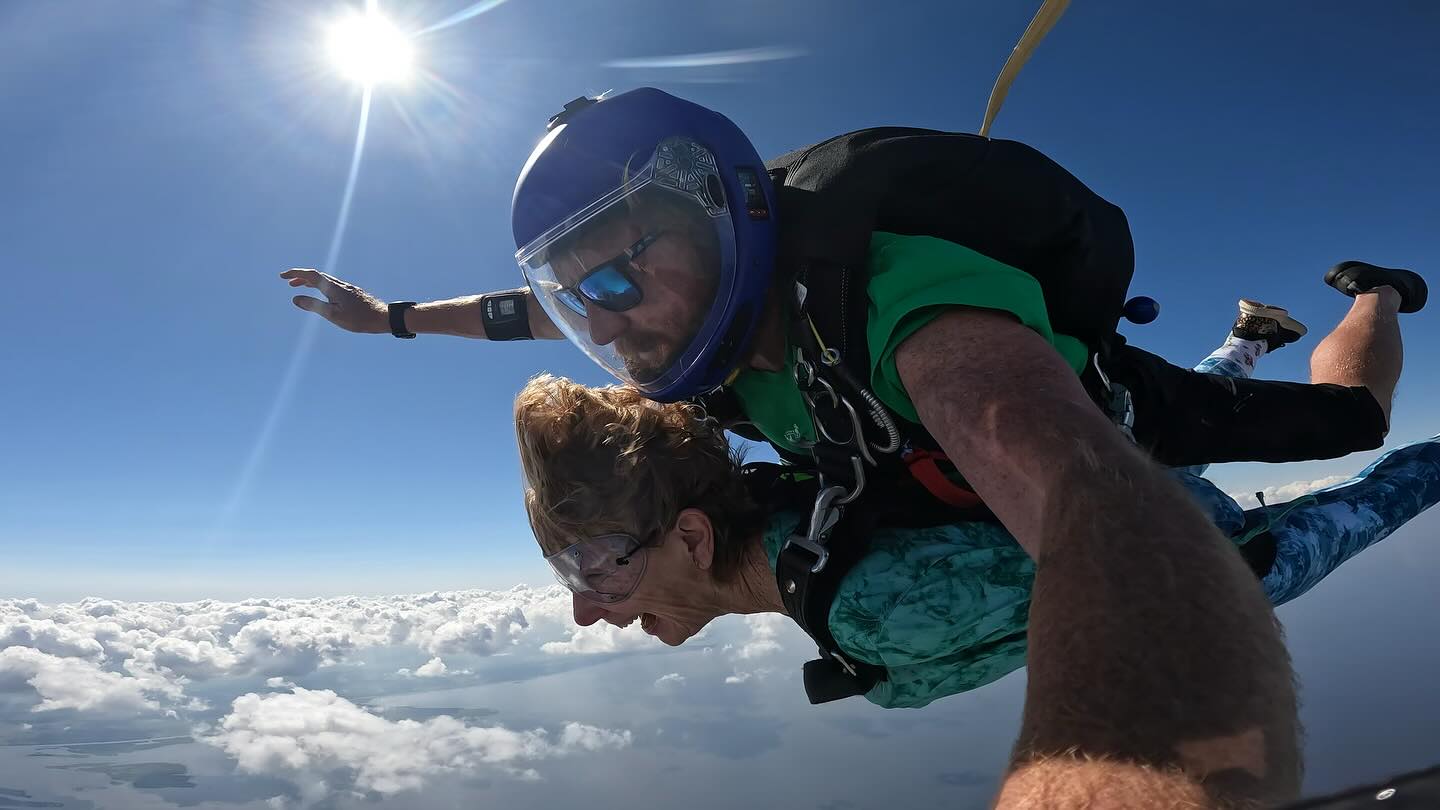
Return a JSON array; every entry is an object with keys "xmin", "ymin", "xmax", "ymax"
[{"xmin": 979, "ymin": 0, "xmax": 1072, "ymax": 138}]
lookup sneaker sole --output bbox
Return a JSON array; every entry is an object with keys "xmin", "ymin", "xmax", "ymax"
[
  {"xmin": 1238, "ymin": 299, "xmax": 1308, "ymax": 338},
  {"xmin": 1325, "ymin": 261, "xmax": 1428, "ymax": 313}
]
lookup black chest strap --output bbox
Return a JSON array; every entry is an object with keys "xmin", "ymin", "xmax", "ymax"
[
  {"xmin": 776, "ymin": 487, "xmax": 888, "ymax": 704},
  {"xmin": 744, "ymin": 463, "xmax": 887, "ymax": 704}
]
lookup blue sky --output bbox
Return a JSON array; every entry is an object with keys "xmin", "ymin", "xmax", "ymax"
[
  {"xmin": 2, "ymin": 2, "xmax": 1440, "ymax": 807},
  {"xmin": 2, "ymin": 0, "xmax": 1438, "ymax": 603}
]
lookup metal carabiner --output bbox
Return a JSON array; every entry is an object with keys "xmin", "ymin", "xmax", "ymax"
[
  {"xmin": 836, "ymin": 395, "xmax": 878, "ymax": 467},
  {"xmin": 1092, "ymin": 352, "xmax": 1137, "ymax": 442},
  {"xmin": 1091, "ymin": 352, "xmax": 1114, "ymax": 391},
  {"xmin": 794, "ymin": 356, "xmax": 817, "ymax": 390},
  {"xmin": 832, "ymin": 456, "xmax": 867, "ymax": 506},
  {"xmin": 804, "ymin": 374, "xmax": 842, "ymax": 413},
  {"xmin": 785, "ymin": 485, "xmax": 846, "ymax": 573},
  {"xmin": 805, "ymin": 376, "xmax": 879, "ymax": 467},
  {"xmin": 809, "ymin": 345, "xmax": 900, "ymax": 460}
]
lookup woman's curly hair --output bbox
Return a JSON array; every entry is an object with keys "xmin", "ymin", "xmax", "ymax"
[{"xmin": 514, "ymin": 374, "xmax": 765, "ymax": 582}]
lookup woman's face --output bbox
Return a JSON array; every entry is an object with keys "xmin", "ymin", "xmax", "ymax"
[{"xmin": 560, "ymin": 510, "xmax": 722, "ymax": 647}]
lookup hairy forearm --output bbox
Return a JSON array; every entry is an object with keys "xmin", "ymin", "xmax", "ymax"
[
  {"xmin": 1011, "ymin": 431, "xmax": 1300, "ymax": 806},
  {"xmin": 897, "ymin": 310, "xmax": 1300, "ymax": 807},
  {"xmin": 956, "ymin": 392, "xmax": 1298, "ymax": 782},
  {"xmin": 405, "ymin": 289, "xmax": 562, "ymax": 340}
]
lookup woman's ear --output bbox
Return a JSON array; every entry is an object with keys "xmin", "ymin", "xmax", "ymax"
[{"xmin": 672, "ymin": 508, "xmax": 716, "ymax": 570}]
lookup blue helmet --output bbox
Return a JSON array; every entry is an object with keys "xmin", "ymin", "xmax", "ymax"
[{"xmin": 511, "ymin": 88, "xmax": 778, "ymax": 402}]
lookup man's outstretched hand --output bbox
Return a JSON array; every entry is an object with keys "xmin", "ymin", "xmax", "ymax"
[{"xmin": 281, "ymin": 268, "xmax": 388, "ymax": 334}]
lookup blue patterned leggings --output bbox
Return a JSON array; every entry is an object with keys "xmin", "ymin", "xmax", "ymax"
[
  {"xmin": 1174, "ymin": 352, "xmax": 1440, "ymax": 604},
  {"xmin": 1248, "ymin": 437, "xmax": 1440, "ymax": 604}
]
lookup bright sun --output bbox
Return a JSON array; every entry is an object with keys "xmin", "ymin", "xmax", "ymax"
[{"xmin": 327, "ymin": 11, "xmax": 413, "ymax": 87}]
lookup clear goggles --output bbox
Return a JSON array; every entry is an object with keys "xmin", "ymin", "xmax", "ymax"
[{"xmin": 544, "ymin": 533, "xmax": 653, "ymax": 605}]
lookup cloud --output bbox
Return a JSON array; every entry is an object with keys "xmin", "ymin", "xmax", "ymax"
[
  {"xmin": 0, "ymin": 616, "xmax": 107, "ymax": 660},
  {"xmin": 540, "ymin": 620, "xmax": 661, "ymax": 656},
  {"xmin": 1229, "ymin": 475, "xmax": 1351, "ymax": 509},
  {"xmin": 0, "ymin": 646, "xmax": 161, "ymax": 713},
  {"xmin": 204, "ymin": 687, "xmax": 631, "ymax": 801},
  {"xmin": 398, "ymin": 655, "xmax": 474, "ymax": 679},
  {"xmin": 0, "ymin": 586, "xmax": 657, "ymax": 717},
  {"xmin": 724, "ymin": 668, "xmax": 777, "ymax": 686},
  {"xmin": 408, "ymin": 602, "xmax": 531, "ymax": 658},
  {"xmin": 604, "ymin": 45, "xmax": 808, "ymax": 69},
  {"xmin": 718, "ymin": 616, "xmax": 801, "ymax": 686},
  {"xmin": 736, "ymin": 614, "xmax": 787, "ymax": 660},
  {"xmin": 654, "ymin": 673, "xmax": 686, "ymax": 689}
]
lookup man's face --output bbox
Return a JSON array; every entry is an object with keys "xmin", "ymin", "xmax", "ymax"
[{"xmin": 552, "ymin": 215, "xmax": 716, "ymax": 383}]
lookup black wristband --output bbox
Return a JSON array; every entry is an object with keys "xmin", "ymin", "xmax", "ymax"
[
  {"xmin": 480, "ymin": 290, "xmax": 533, "ymax": 341},
  {"xmin": 388, "ymin": 301, "xmax": 417, "ymax": 339}
]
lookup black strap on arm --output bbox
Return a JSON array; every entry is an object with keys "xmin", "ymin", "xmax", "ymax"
[
  {"xmin": 388, "ymin": 301, "xmax": 417, "ymax": 339},
  {"xmin": 480, "ymin": 289, "xmax": 533, "ymax": 341}
]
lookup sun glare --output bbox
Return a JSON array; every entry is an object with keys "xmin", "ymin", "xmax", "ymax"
[{"xmin": 327, "ymin": 11, "xmax": 413, "ymax": 86}]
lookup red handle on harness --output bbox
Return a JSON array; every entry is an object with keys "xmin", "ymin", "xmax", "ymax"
[{"xmin": 902, "ymin": 448, "xmax": 985, "ymax": 509}]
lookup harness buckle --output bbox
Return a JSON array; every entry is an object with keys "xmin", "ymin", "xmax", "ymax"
[
  {"xmin": 784, "ymin": 485, "xmax": 846, "ymax": 573},
  {"xmin": 824, "ymin": 648, "xmax": 860, "ymax": 678}
]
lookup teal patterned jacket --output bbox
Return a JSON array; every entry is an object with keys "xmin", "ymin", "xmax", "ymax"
[{"xmin": 761, "ymin": 436, "xmax": 1440, "ymax": 709}]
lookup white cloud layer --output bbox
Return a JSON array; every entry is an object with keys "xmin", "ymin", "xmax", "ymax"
[
  {"xmin": 0, "ymin": 646, "xmax": 163, "ymax": 713},
  {"xmin": 0, "ymin": 588, "xmax": 677, "ymax": 805},
  {"xmin": 540, "ymin": 618, "xmax": 660, "ymax": 655},
  {"xmin": 205, "ymin": 686, "xmax": 631, "ymax": 801},
  {"xmin": 1229, "ymin": 475, "xmax": 1351, "ymax": 509},
  {"xmin": 4, "ymin": 460, "xmax": 1353, "ymax": 722},
  {"xmin": 0, "ymin": 586, "xmax": 662, "ymax": 716}
]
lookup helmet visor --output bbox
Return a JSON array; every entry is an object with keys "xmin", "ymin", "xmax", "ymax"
[{"xmin": 517, "ymin": 137, "xmax": 737, "ymax": 391}]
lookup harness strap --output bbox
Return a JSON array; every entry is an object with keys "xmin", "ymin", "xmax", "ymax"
[
  {"xmin": 748, "ymin": 465, "xmax": 887, "ymax": 704},
  {"xmin": 776, "ymin": 501, "xmax": 887, "ymax": 704},
  {"xmin": 979, "ymin": 0, "xmax": 1073, "ymax": 137},
  {"xmin": 766, "ymin": 293, "xmax": 897, "ymax": 704}
]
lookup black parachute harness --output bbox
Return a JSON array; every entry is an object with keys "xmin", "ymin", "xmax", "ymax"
[
  {"xmin": 762, "ymin": 258, "xmax": 1159, "ymax": 704},
  {"xmin": 773, "ymin": 278, "xmax": 898, "ymax": 704},
  {"xmin": 705, "ymin": 126, "xmax": 1146, "ymax": 703},
  {"xmin": 752, "ymin": 272, "xmax": 1144, "ymax": 705}
]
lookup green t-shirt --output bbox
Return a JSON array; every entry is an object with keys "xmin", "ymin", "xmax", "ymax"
[{"xmin": 730, "ymin": 231, "xmax": 1089, "ymax": 454}]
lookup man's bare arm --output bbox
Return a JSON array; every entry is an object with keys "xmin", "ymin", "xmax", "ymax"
[
  {"xmin": 895, "ymin": 308, "xmax": 1301, "ymax": 808},
  {"xmin": 280, "ymin": 268, "xmax": 562, "ymax": 340}
]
